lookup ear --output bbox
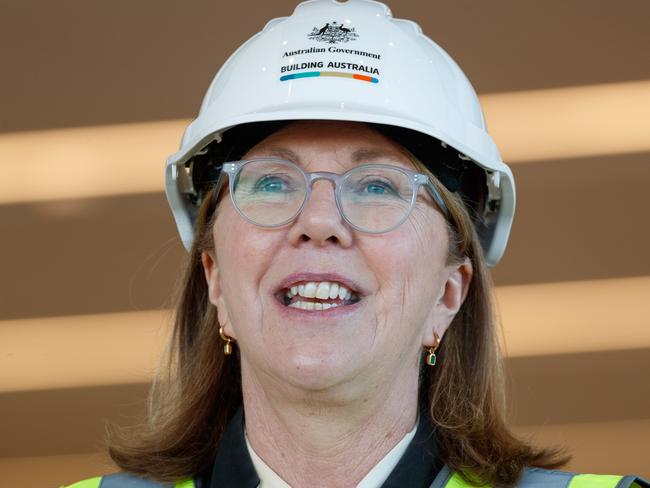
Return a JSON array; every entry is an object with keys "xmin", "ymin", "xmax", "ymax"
[
  {"xmin": 423, "ymin": 257, "xmax": 473, "ymax": 347},
  {"xmin": 201, "ymin": 250, "xmax": 235, "ymax": 338}
]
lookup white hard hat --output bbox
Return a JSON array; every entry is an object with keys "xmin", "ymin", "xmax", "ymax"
[{"xmin": 165, "ymin": 0, "xmax": 515, "ymax": 266}]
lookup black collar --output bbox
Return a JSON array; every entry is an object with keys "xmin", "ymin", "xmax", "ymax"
[
  {"xmin": 199, "ymin": 407, "xmax": 442, "ymax": 488},
  {"xmin": 202, "ymin": 407, "xmax": 259, "ymax": 488},
  {"xmin": 381, "ymin": 411, "xmax": 443, "ymax": 488}
]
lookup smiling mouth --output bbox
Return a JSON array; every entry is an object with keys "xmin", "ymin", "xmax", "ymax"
[{"xmin": 279, "ymin": 281, "xmax": 361, "ymax": 311}]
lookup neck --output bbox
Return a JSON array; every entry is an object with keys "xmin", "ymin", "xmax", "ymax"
[{"xmin": 241, "ymin": 364, "xmax": 419, "ymax": 488}]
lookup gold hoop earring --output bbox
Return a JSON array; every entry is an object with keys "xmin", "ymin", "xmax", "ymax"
[
  {"xmin": 425, "ymin": 333, "xmax": 441, "ymax": 366},
  {"xmin": 219, "ymin": 327, "xmax": 235, "ymax": 356}
]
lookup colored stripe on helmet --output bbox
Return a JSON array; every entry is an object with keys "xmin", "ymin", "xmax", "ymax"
[{"xmin": 279, "ymin": 71, "xmax": 379, "ymax": 83}]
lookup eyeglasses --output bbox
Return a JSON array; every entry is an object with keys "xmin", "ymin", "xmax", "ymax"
[{"xmin": 215, "ymin": 158, "xmax": 449, "ymax": 234}]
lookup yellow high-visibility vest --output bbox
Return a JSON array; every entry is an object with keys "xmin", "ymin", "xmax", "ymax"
[{"xmin": 63, "ymin": 465, "xmax": 650, "ymax": 488}]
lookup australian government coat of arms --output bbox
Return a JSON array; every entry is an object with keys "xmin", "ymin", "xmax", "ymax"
[{"xmin": 308, "ymin": 21, "xmax": 359, "ymax": 44}]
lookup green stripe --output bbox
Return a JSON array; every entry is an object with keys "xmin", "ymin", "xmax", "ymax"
[
  {"xmin": 445, "ymin": 472, "xmax": 491, "ymax": 488},
  {"xmin": 175, "ymin": 479, "xmax": 195, "ymax": 488},
  {"xmin": 569, "ymin": 474, "xmax": 624, "ymax": 488},
  {"xmin": 61, "ymin": 477, "xmax": 101, "ymax": 488}
]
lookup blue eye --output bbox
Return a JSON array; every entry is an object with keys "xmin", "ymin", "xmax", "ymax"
[
  {"xmin": 365, "ymin": 182, "xmax": 389, "ymax": 194},
  {"xmin": 355, "ymin": 179, "xmax": 398, "ymax": 197},
  {"xmin": 255, "ymin": 176, "xmax": 288, "ymax": 192}
]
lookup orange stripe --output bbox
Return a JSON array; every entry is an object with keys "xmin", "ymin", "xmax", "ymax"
[{"xmin": 352, "ymin": 74, "xmax": 373, "ymax": 82}]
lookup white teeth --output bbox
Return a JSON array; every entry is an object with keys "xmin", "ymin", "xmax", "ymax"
[
  {"xmin": 288, "ymin": 301, "xmax": 341, "ymax": 311},
  {"xmin": 338, "ymin": 286, "xmax": 349, "ymax": 300},
  {"xmin": 315, "ymin": 282, "xmax": 330, "ymax": 299},
  {"xmin": 329, "ymin": 282, "xmax": 339, "ymax": 299},
  {"xmin": 285, "ymin": 281, "xmax": 355, "ymax": 300},
  {"xmin": 303, "ymin": 282, "xmax": 317, "ymax": 298}
]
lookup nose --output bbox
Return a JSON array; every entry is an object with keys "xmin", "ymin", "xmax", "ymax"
[{"xmin": 287, "ymin": 179, "xmax": 354, "ymax": 247}]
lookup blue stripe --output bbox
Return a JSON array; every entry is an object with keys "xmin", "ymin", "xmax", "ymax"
[{"xmin": 280, "ymin": 72, "xmax": 321, "ymax": 81}]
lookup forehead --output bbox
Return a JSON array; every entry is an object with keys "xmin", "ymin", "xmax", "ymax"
[{"xmin": 242, "ymin": 121, "xmax": 416, "ymax": 170}]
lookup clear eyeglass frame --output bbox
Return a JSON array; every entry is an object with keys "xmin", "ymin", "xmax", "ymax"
[{"xmin": 213, "ymin": 158, "xmax": 450, "ymax": 234}]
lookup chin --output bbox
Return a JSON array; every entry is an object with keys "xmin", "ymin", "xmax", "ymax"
[{"xmin": 273, "ymin": 346, "xmax": 367, "ymax": 395}]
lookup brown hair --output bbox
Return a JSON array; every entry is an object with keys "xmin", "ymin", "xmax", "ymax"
[
  {"xmin": 107, "ymin": 128, "xmax": 569, "ymax": 486},
  {"xmin": 410, "ymin": 159, "xmax": 570, "ymax": 486}
]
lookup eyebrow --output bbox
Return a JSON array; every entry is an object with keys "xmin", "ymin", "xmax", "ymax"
[
  {"xmin": 247, "ymin": 146, "xmax": 302, "ymax": 163},
  {"xmin": 350, "ymin": 147, "xmax": 405, "ymax": 163},
  {"xmin": 247, "ymin": 146, "xmax": 406, "ymax": 165}
]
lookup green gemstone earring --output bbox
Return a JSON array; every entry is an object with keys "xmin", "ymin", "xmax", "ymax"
[{"xmin": 425, "ymin": 333, "xmax": 441, "ymax": 366}]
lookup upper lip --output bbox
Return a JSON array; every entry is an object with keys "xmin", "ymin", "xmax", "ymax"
[{"xmin": 275, "ymin": 272, "xmax": 365, "ymax": 296}]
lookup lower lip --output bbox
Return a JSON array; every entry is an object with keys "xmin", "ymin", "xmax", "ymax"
[{"xmin": 272, "ymin": 295, "xmax": 364, "ymax": 320}]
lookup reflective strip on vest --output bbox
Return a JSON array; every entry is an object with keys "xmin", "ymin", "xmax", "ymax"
[
  {"xmin": 570, "ymin": 474, "xmax": 624, "ymax": 488},
  {"xmin": 439, "ymin": 467, "xmax": 627, "ymax": 488},
  {"xmin": 65, "ymin": 469, "xmax": 646, "ymax": 488},
  {"xmin": 64, "ymin": 474, "xmax": 195, "ymax": 488}
]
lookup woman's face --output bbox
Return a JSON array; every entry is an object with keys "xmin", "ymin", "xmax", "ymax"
[{"xmin": 203, "ymin": 121, "xmax": 469, "ymax": 400}]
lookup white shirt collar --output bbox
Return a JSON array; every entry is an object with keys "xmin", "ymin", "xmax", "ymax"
[{"xmin": 245, "ymin": 421, "xmax": 418, "ymax": 488}]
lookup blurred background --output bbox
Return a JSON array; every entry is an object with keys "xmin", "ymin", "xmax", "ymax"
[{"xmin": 1, "ymin": 0, "xmax": 649, "ymax": 486}]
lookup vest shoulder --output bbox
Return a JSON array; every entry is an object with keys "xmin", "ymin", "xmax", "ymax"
[
  {"xmin": 433, "ymin": 465, "xmax": 649, "ymax": 488},
  {"xmin": 521, "ymin": 467, "xmax": 650, "ymax": 488},
  {"xmin": 62, "ymin": 473, "xmax": 195, "ymax": 488}
]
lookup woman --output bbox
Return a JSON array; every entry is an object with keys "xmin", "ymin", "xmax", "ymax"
[{"xmin": 66, "ymin": 1, "xmax": 648, "ymax": 487}]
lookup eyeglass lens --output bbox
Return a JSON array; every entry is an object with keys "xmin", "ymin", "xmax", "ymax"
[{"xmin": 231, "ymin": 159, "xmax": 416, "ymax": 233}]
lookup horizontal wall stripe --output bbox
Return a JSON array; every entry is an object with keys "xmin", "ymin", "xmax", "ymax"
[
  {"xmin": 481, "ymin": 80, "xmax": 650, "ymax": 162},
  {"xmin": 1, "ymin": 81, "xmax": 649, "ymax": 204},
  {"xmin": 2, "ymin": 418, "xmax": 648, "ymax": 486},
  {"xmin": 0, "ymin": 383, "xmax": 149, "ymax": 457},
  {"xmin": 0, "ymin": 119, "xmax": 187, "ymax": 204},
  {"xmin": 0, "ymin": 192, "xmax": 184, "ymax": 321},
  {"xmin": 3, "ymin": 420, "xmax": 648, "ymax": 486},
  {"xmin": 495, "ymin": 275, "xmax": 650, "ymax": 357},
  {"xmin": 1, "ymin": 276, "xmax": 649, "ymax": 393},
  {"xmin": 1, "ymin": 349, "xmax": 648, "ymax": 459},
  {"xmin": 506, "ymin": 348, "xmax": 650, "ymax": 426},
  {"xmin": 3, "ymin": 1, "xmax": 650, "ymax": 133},
  {"xmin": 0, "ymin": 310, "xmax": 171, "ymax": 392},
  {"xmin": 2, "ymin": 152, "xmax": 648, "ymax": 322}
]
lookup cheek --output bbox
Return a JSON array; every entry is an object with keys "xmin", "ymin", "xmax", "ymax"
[
  {"xmin": 213, "ymin": 205, "xmax": 282, "ymax": 323},
  {"xmin": 407, "ymin": 208, "xmax": 449, "ymax": 286},
  {"xmin": 215, "ymin": 201, "xmax": 279, "ymax": 269},
  {"xmin": 377, "ymin": 209, "xmax": 447, "ymax": 281},
  {"xmin": 409, "ymin": 204, "xmax": 449, "ymax": 253},
  {"xmin": 368, "ymin": 209, "xmax": 448, "ymax": 317}
]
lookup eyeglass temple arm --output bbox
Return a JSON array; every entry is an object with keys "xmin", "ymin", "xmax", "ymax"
[
  {"xmin": 208, "ymin": 167, "xmax": 229, "ymax": 208},
  {"xmin": 417, "ymin": 174, "xmax": 449, "ymax": 218}
]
